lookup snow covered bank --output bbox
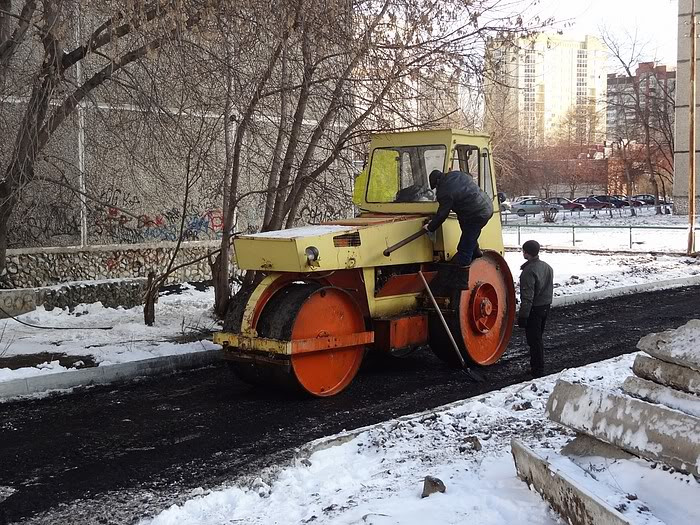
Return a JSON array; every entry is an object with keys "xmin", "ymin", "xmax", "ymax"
[
  {"xmin": 504, "ymin": 251, "xmax": 700, "ymax": 298},
  {"xmin": 0, "ymin": 285, "xmax": 220, "ymax": 383},
  {"xmin": 139, "ymin": 353, "xmax": 700, "ymax": 525}
]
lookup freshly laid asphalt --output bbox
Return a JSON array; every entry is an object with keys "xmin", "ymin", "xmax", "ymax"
[{"xmin": 1, "ymin": 286, "xmax": 699, "ymax": 524}]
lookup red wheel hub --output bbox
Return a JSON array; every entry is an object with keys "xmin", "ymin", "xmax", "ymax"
[{"xmin": 469, "ymin": 282, "xmax": 498, "ymax": 334}]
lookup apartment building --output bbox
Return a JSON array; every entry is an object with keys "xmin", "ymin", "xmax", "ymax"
[
  {"xmin": 607, "ymin": 62, "xmax": 676, "ymax": 142},
  {"xmin": 485, "ymin": 34, "xmax": 608, "ymax": 149}
]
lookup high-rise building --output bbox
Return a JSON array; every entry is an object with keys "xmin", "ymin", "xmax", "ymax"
[
  {"xmin": 484, "ymin": 34, "xmax": 608, "ymax": 149},
  {"xmin": 607, "ymin": 62, "xmax": 676, "ymax": 143}
]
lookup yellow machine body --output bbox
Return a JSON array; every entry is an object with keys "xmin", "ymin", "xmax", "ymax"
[{"xmin": 214, "ymin": 129, "xmax": 515, "ymax": 397}]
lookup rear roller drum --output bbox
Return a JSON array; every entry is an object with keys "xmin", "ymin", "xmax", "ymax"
[{"xmin": 429, "ymin": 251, "xmax": 515, "ymax": 367}]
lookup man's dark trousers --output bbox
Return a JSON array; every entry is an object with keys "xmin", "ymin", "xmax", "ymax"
[
  {"xmin": 455, "ymin": 219, "xmax": 488, "ymax": 266},
  {"xmin": 526, "ymin": 304, "xmax": 550, "ymax": 376}
]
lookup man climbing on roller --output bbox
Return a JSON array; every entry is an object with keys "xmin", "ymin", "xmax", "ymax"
[{"xmin": 423, "ymin": 169, "xmax": 493, "ymax": 266}]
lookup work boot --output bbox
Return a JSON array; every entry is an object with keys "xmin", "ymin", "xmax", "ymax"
[
  {"xmin": 455, "ymin": 268, "xmax": 469, "ymax": 290},
  {"xmin": 430, "ymin": 263, "xmax": 469, "ymax": 294}
]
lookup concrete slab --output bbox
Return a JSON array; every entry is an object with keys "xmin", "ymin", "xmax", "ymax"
[
  {"xmin": 623, "ymin": 376, "xmax": 700, "ymax": 418},
  {"xmin": 0, "ymin": 289, "xmax": 36, "ymax": 318},
  {"xmin": 546, "ymin": 380, "xmax": 700, "ymax": 476},
  {"xmin": 633, "ymin": 354, "xmax": 700, "ymax": 396},
  {"xmin": 637, "ymin": 319, "xmax": 700, "ymax": 372},
  {"xmin": 0, "ymin": 350, "xmax": 221, "ymax": 401},
  {"xmin": 561, "ymin": 434, "xmax": 634, "ymax": 461},
  {"xmin": 511, "ymin": 439, "xmax": 665, "ymax": 525}
]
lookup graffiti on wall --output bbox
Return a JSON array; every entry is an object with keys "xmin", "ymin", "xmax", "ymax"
[
  {"xmin": 297, "ymin": 204, "xmax": 346, "ymax": 225},
  {"xmin": 92, "ymin": 206, "xmax": 224, "ymax": 244},
  {"xmin": 10, "ymin": 200, "xmax": 81, "ymax": 248},
  {"xmin": 99, "ymin": 187, "xmax": 142, "ymax": 209}
]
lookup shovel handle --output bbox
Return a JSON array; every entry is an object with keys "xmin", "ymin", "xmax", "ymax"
[
  {"xmin": 383, "ymin": 229, "xmax": 427, "ymax": 257},
  {"xmin": 418, "ymin": 271, "xmax": 466, "ymax": 368}
]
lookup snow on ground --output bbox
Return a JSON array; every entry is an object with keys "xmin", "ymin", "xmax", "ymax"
[
  {"xmin": 138, "ymin": 353, "xmax": 700, "ymax": 525},
  {"xmin": 504, "ymin": 251, "xmax": 700, "ymax": 297},
  {"xmin": 1, "ymin": 252, "xmax": 698, "ymax": 385},
  {"xmin": 0, "ymin": 284, "xmax": 220, "ymax": 381}
]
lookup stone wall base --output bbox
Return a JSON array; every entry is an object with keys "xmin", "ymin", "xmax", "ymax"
[
  {"xmin": 4, "ymin": 241, "xmax": 220, "ymax": 289},
  {"xmin": 37, "ymin": 279, "xmax": 148, "ymax": 312}
]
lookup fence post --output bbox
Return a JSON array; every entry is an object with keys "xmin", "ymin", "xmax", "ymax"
[
  {"xmin": 517, "ymin": 226, "xmax": 521, "ymax": 246},
  {"xmin": 629, "ymin": 227, "xmax": 632, "ymax": 249},
  {"xmin": 572, "ymin": 226, "xmax": 576, "ymax": 247}
]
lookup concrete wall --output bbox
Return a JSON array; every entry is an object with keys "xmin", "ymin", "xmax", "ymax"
[
  {"xmin": 4, "ymin": 241, "xmax": 219, "ymax": 288},
  {"xmin": 674, "ymin": 0, "xmax": 700, "ymax": 214}
]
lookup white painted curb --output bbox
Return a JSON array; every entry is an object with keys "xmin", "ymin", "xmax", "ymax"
[
  {"xmin": 551, "ymin": 274, "xmax": 700, "ymax": 307},
  {"xmin": 0, "ymin": 350, "xmax": 221, "ymax": 401}
]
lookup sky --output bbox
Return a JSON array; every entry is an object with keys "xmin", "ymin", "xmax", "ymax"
[{"xmin": 537, "ymin": 0, "xmax": 679, "ymax": 65}]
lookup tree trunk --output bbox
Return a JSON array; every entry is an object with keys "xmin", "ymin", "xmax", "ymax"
[
  {"xmin": 0, "ymin": 178, "xmax": 18, "ymax": 280},
  {"xmin": 144, "ymin": 271, "xmax": 157, "ymax": 326},
  {"xmin": 651, "ymin": 176, "xmax": 662, "ymax": 215},
  {"xmin": 211, "ymin": 248, "xmax": 230, "ymax": 319}
]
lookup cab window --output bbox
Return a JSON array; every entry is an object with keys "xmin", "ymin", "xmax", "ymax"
[
  {"xmin": 366, "ymin": 145, "xmax": 446, "ymax": 203},
  {"xmin": 451, "ymin": 145, "xmax": 480, "ymax": 184}
]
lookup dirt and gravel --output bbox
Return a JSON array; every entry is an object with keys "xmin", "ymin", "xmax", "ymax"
[{"xmin": 1, "ymin": 286, "xmax": 700, "ymax": 525}]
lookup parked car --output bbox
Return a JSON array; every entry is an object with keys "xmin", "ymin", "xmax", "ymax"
[
  {"xmin": 512, "ymin": 195, "xmax": 538, "ymax": 203},
  {"xmin": 572, "ymin": 196, "xmax": 613, "ymax": 210},
  {"xmin": 612, "ymin": 194, "xmax": 643, "ymax": 207},
  {"xmin": 633, "ymin": 194, "xmax": 672, "ymax": 206},
  {"xmin": 592, "ymin": 195, "xmax": 626, "ymax": 208},
  {"xmin": 510, "ymin": 198, "xmax": 563, "ymax": 217},
  {"xmin": 546, "ymin": 197, "xmax": 585, "ymax": 211},
  {"xmin": 633, "ymin": 194, "xmax": 656, "ymax": 205}
]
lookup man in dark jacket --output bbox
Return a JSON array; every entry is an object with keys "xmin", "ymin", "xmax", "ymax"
[
  {"xmin": 422, "ymin": 170, "xmax": 493, "ymax": 266},
  {"xmin": 518, "ymin": 240, "xmax": 554, "ymax": 378}
]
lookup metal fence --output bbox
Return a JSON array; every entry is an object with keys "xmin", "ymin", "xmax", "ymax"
[
  {"xmin": 500, "ymin": 204, "xmax": 672, "ymax": 224},
  {"xmin": 502, "ymin": 223, "xmax": 699, "ymax": 251}
]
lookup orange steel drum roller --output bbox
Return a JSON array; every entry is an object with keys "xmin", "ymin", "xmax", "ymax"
[{"xmin": 229, "ymin": 283, "xmax": 366, "ymax": 397}]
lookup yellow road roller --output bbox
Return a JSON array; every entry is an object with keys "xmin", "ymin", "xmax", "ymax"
[{"xmin": 213, "ymin": 129, "xmax": 516, "ymax": 396}]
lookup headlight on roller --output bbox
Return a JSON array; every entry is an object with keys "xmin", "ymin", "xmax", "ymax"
[{"xmin": 305, "ymin": 246, "xmax": 320, "ymax": 264}]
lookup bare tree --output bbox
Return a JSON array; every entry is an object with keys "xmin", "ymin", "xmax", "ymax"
[{"xmin": 205, "ymin": 0, "xmax": 550, "ymax": 317}]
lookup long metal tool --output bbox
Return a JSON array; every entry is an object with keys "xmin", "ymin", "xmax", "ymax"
[
  {"xmin": 418, "ymin": 271, "xmax": 484, "ymax": 382},
  {"xmin": 383, "ymin": 229, "xmax": 427, "ymax": 256}
]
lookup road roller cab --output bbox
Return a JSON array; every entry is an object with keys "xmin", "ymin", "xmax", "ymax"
[{"xmin": 213, "ymin": 129, "xmax": 516, "ymax": 397}]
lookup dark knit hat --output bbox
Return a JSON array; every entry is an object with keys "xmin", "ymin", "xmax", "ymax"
[
  {"xmin": 522, "ymin": 240, "xmax": 540, "ymax": 257},
  {"xmin": 429, "ymin": 169, "xmax": 442, "ymax": 189}
]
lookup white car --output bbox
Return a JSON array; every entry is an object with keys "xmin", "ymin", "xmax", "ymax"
[
  {"xmin": 513, "ymin": 195, "xmax": 538, "ymax": 203},
  {"xmin": 510, "ymin": 198, "xmax": 563, "ymax": 217}
]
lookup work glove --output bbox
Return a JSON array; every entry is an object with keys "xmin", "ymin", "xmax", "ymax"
[
  {"xmin": 517, "ymin": 317, "xmax": 527, "ymax": 329},
  {"xmin": 423, "ymin": 223, "xmax": 436, "ymax": 243}
]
